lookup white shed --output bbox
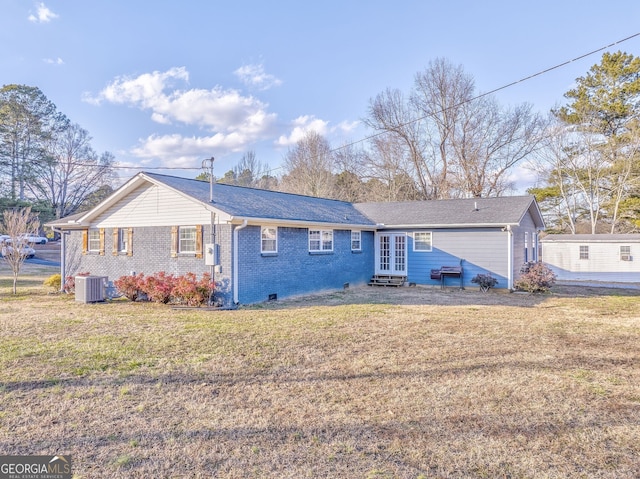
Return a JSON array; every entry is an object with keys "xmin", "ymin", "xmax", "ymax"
[{"xmin": 541, "ymin": 234, "xmax": 640, "ymax": 283}]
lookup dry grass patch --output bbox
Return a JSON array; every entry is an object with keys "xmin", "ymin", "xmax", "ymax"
[{"xmin": 1, "ymin": 276, "xmax": 639, "ymax": 478}]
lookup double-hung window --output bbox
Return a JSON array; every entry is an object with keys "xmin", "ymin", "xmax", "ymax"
[
  {"xmin": 351, "ymin": 231, "xmax": 361, "ymax": 251},
  {"xmin": 88, "ymin": 228, "xmax": 101, "ymax": 252},
  {"xmin": 309, "ymin": 229, "xmax": 333, "ymax": 252},
  {"xmin": 261, "ymin": 226, "xmax": 278, "ymax": 253},
  {"xmin": 118, "ymin": 228, "xmax": 129, "ymax": 253},
  {"xmin": 179, "ymin": 226, "xmax": 197, "ymax": 254},
  {"xmin": 413, "ymin": 232, "xmax": 432, "ymax": 252},
  {"xmin": 579, "ymin": 245, "xmax": 589, "ymax": 260}
]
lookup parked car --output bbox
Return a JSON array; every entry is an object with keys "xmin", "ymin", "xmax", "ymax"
[
  {"xmin": 20, "ymin": 233, "xmax": 48, "ymax": 244},
  {"xmin": 1, "ymin": 244, "xmax": 36, "ymax": 259}
]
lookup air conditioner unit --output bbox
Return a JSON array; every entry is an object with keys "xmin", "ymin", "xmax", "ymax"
[
  {"xmin": 75, "ymin": 275, "xmax": 107, "ymax": 303},
  {"xmin": 621, "ymin": 255, "xmax": 632, "ymax": 261}
]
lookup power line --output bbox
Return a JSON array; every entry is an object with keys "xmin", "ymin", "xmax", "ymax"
[
  {"xmin": 332, "ymin": 32, "xmax": 640, "ymax": 154},
  {"xmin": 25, "ymin": 32, "xmax": 640, "ymax": 175}
]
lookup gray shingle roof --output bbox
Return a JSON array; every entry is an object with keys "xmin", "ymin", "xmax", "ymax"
[
  {"xmin": 145, "ymin": 172, "xmax": 376, "ymax": 226},
  {"xmin": 355, "ymin": 196, "xmax": 540, "ymax": 227}
]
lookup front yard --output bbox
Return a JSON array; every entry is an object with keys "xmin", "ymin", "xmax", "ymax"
[{"xmin": 1, "ymin": 267, "xmax": 639, "ymax": 478}]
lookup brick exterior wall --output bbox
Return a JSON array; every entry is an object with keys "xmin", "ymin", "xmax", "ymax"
[
  {"xmin": 65, "ymin": 224, "xmax": 234, "ymax": 305},
  {"xmin": 236, "ymin": 226, "xmax": 374, "ymax": 304},
  {"xmin": 64, "ymin": 225, "xmax": 374, "ymax": 306}
]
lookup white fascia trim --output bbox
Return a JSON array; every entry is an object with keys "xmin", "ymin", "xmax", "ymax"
[
  {"xmin": 375, "ymin": 223, "xmax": 518, "ymax": 229},
  {"xmin": 228, "ymin": 216, "xmax": 376, "ymax": 230}
]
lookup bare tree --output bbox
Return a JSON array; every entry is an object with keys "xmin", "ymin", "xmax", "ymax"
[
  {"xmin": 1, "ymin": 206, "xmax": 40, "ymax": 294},
  {"xmin": 28, "ymin": 123, "xmax": 116, "ymax": 218},
  {"xmin": 365, "ymin": 58, "xmax": 545, "ymax": 199},
  {"xmin": 365, "ymin": 134, "xmax": 421, "ymax": 201},
  {"xmin": 280, "ymin": 131, "xmax": 335, "ymax": 198}
]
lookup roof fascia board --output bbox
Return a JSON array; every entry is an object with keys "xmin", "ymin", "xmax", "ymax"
[
  {"xmin": 375, "ymin": 223, "xmax": 519, "ymax": 229},
  {"xmin": 229, "ymin": 217, "xmax": 376, "ymax": 230}
]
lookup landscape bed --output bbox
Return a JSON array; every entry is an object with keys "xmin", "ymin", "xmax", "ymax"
[{"xmin": 0, "ymin": 265, "xmax": 639, "ymax": 478}]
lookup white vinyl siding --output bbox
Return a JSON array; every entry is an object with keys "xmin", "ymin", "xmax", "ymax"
[
  {"xmin": 93, "ymin": 182, "xmax": 229, "ymax": 227},
  {"xmin": 542, "ymin": 237, "xmax": 640, "ymax": 282}
]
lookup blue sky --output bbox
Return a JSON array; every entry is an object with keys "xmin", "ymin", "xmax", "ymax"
[{"xmin": 2, "ymin": 1, "xmax": 640, "ymax": 185}]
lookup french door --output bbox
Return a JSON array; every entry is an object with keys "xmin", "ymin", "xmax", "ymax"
[{"xmin": 375, "ymin": 233, "xmax": 407, "ymax": 276}]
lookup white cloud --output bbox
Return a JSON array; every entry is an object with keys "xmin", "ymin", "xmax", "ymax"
[
  {"xmin": 276, "ymin": 116, "xmax": 360, "ymax": 147},
  {"xmin": 85, "ymin": 67, "xmax": 279, "ymax": 163},
  {"xmin": 234, "ymin": 63, "xmax": 282, "ymax": 91},
  {"xmin": 28, "ymin": 2, "xmax": 59, "ymax": 23},
  {"xmin": 44, "ymin": 57, "xmax": 64, "ymax": 65},
  {"xmin": 130, "ymin": 133, "xmax": 250, "ymax": 166}
]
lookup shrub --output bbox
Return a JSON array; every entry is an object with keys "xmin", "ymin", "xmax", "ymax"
[
  {"xmin": 43, "ymin": 273, "xmax": 61, "ymax": 291},
  {"xmin": 142, "ymin": 271, "xmax": 176, "ymax": 304},
  {"xmin": 114, "ymin": 273, "xmax": 146, "ymax": 301},
  {"xmin": 171, "ymin": 272, "xmax": 213, "ymax": 306},
  {"xmin": 471, "ymin": 273, "xmax": 498, "ymax": 292},
  {"xmin": 514, "ymin": 262, "xmax": 556, "ymax": 293},
  {"xmin": 64, "ymin": 272, "xmax": 90, "ymax": 294}
]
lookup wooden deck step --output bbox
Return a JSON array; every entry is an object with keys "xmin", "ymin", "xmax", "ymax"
[{"xmin": 368, "ymin": 275, "xmax": 407, "ymax": 287}]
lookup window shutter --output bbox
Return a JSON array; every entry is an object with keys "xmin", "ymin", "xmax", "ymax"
[
  {"xmin": 127, "ymin": 228, "xmax": 134, "ymax": 256},
  {"xmin": 82, "ymin": 230, "xmax": 88, "ymax": 255},
  {"xmin": 99, "ymin": 228, "xmax": 105, "ymax": 256},
  {"xmin": 171, "ymin": 226, "xmax": 178, "ymax": 257},
  {"xmin": 195, "ymin": 224, "xmax": 203, "ymax": 258},
  {"xmin": 112, "ymin": 228, "xmax": 119, "ymax": 256}
]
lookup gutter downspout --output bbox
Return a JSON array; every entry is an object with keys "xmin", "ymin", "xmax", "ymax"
[
  {"xmin": 506, "ymin": 225, "xmax": 513, "ymax": 290},
  {"xmin": 233, "ymin": 220, "xmax": 248, "ymax": 305}
]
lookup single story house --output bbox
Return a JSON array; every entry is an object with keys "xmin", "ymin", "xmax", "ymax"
[
  {"xmin": 541, "ymin": 234, "xmax": 640, "ymax": 283},
  {"xmin": 47, "ymin": 172, "xmax": 545, "ymax": 305}
]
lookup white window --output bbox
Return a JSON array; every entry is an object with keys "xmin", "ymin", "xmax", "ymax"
[
  {"xmin": 118, "ymin": 228, "xmax": 129, "ymax": 253},
  {"xmin": 261, "ymin": 226, "xmax": 278, "ymax": 253},
  {"xmin": 620, "ymin": 245, "xmax": 631, "ymax": 261},
  {"xmin": 413, "ymin": 232, "xmax": 432, "ymax": 252},
  {"xmin": 351, "ymin": 231, "xmax": 361, "ymax": 251},
  {"xmin": 579, "ymin": 245, "xmax": 589, "ymax": 260},
  {"xmin": 179, "ymin": 226, "xmax": 197, "ymax": 254},
  {"xmin": 88, "ymin": 228, "xmax": 101, "ymax": 252},
  {"xmin": 309, "ymin": 229, "xmax": 333, "ymax": 252},
  {"xmin": 524, "ymin": 232, "xmax": 529, "ymax": 263}
]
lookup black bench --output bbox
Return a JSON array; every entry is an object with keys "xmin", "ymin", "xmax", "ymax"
[{"xmin": 430, "ymin": 265, "xmax": 463, "ymax": 289}]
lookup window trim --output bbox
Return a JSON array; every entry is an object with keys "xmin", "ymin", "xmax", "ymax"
[
  {"xmin": 178, "ymin": 225, "xmax": 197, "ymax": 254},
  {"xmin": 261, "ymin": 226, "xmax": 278, "ymax": 254},
  {"xmin": 351, "ymin": 230, "xmax": 362, "ymax": 251},
  {"xmin": 620, "ymin": 245, "xmax": 631, "ymax": 261},
  {"xmin": 579, "ymin": 245, "xmax": 589, "ymax": 260},
  {"xmin": 309, "ymin": 229, "xmax": 333, "ymax": 252},
  {"xmin": 88, "ymin": 228, "xmax": 101, "ymax": 252},
  {"xmin": 413, "ymin": 231, "xmax": 432, "ymax": 252}
]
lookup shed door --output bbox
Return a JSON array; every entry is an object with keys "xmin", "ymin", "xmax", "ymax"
[{"xmin": 376, "ymin": 233, "xmax": 407, "ymax": 276}]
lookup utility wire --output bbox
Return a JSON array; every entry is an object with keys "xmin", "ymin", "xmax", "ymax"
[
  {"xmin": 332, "ymin": 32, "xmax": 640, "ymax": 154},
  {"xmin": 32, "ymin": 32, "xmax": 640, "ymax": 174}
]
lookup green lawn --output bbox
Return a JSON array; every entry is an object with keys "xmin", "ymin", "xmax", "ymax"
[{"xmin": 1, "ymin": 270, "xmax": 639, "ymax": 478}]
